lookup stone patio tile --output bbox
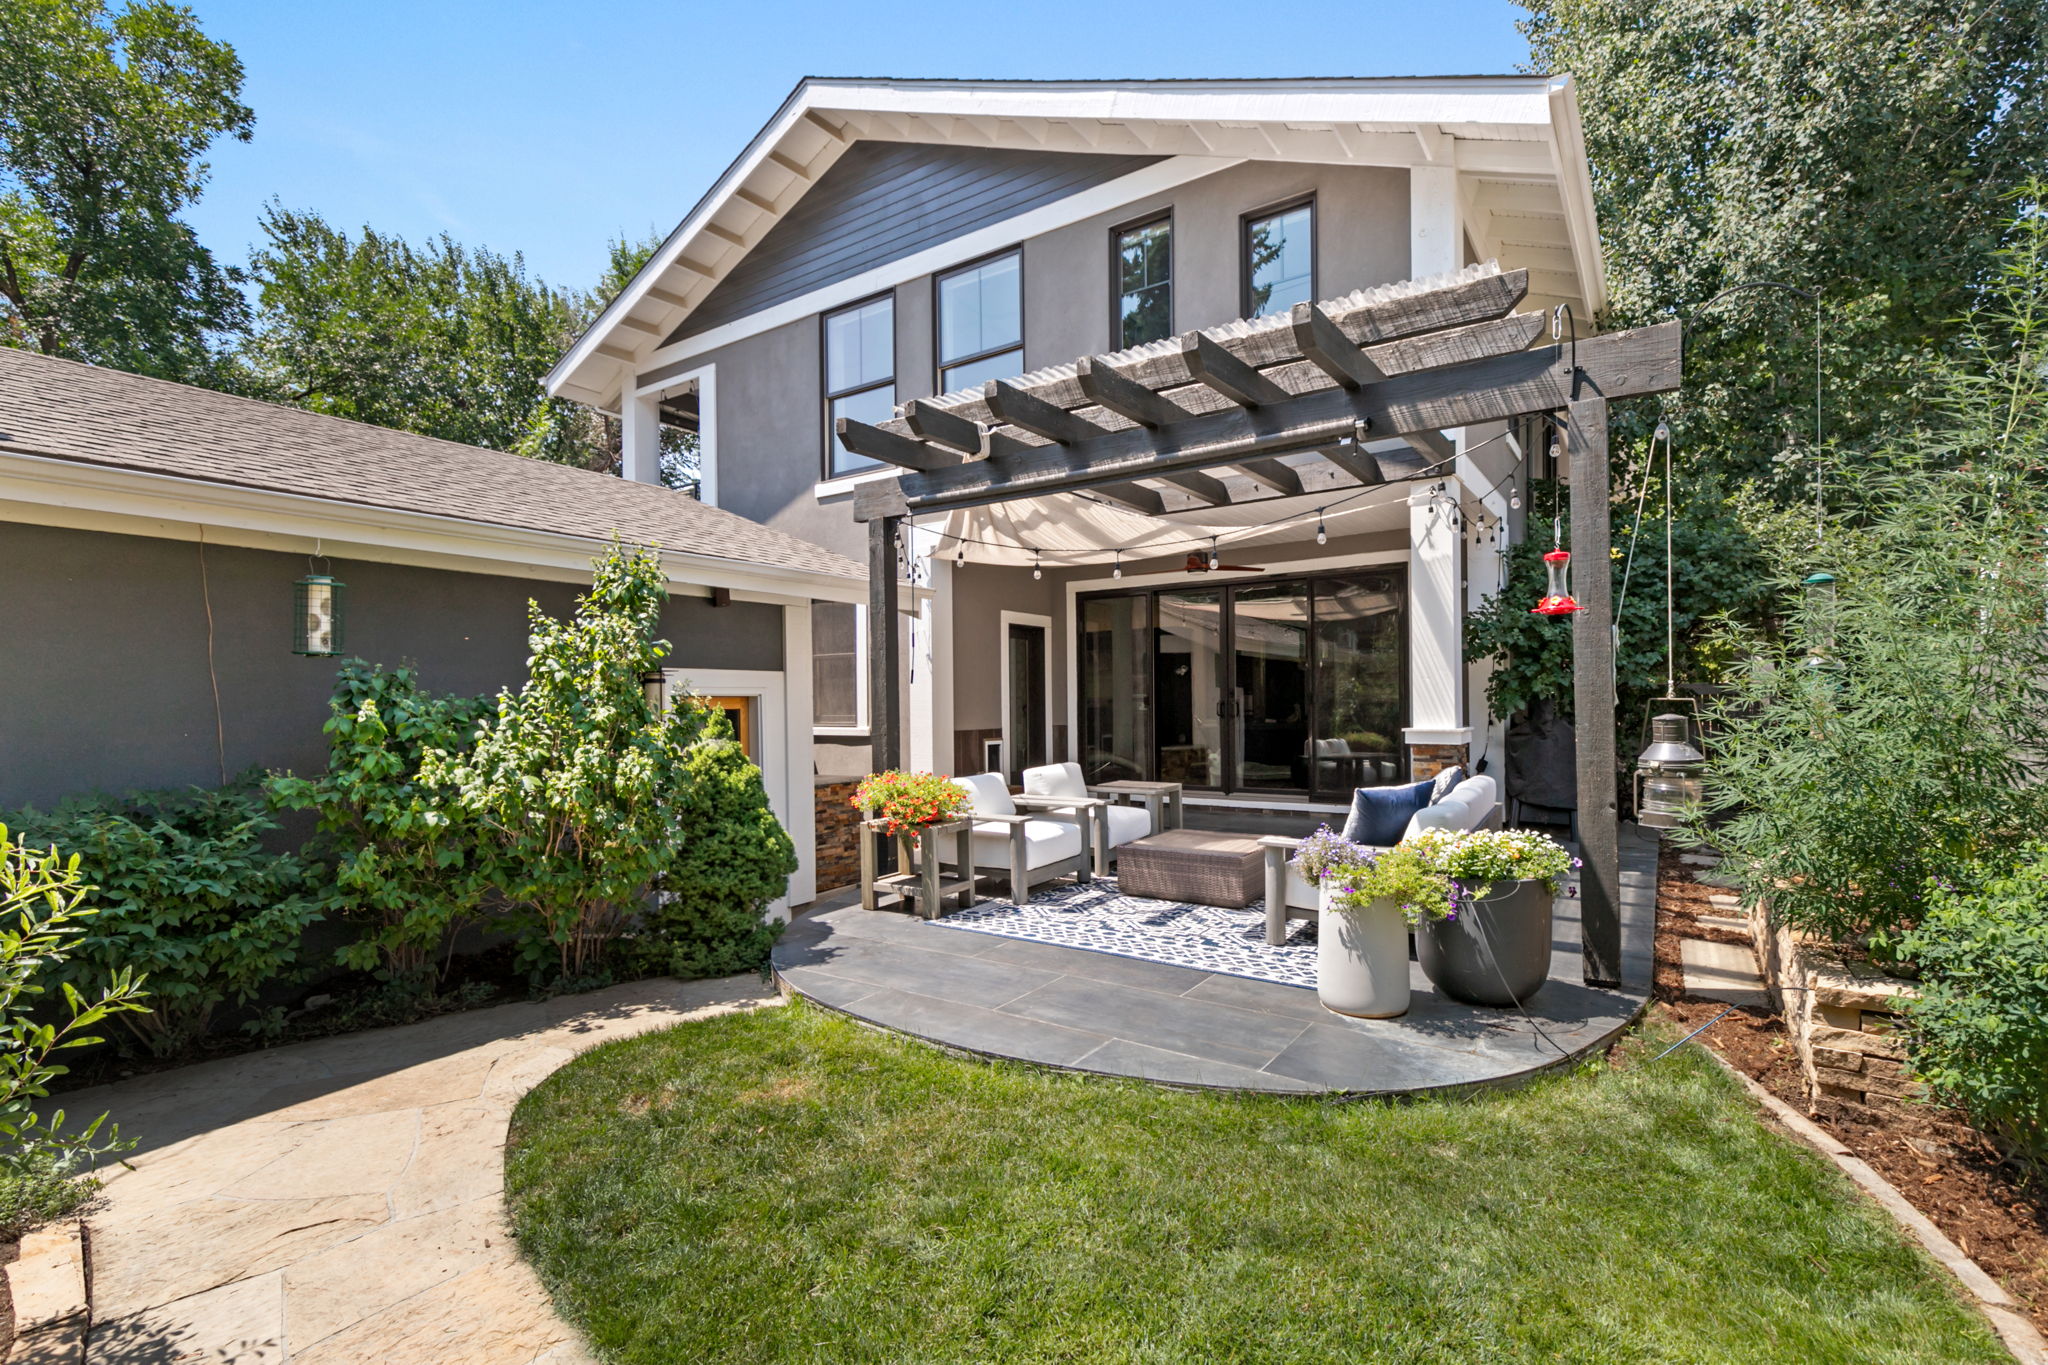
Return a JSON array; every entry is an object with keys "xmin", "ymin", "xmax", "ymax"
[
  {"xmin": 829, "ymin": 984, "xmax": 1108, "ymax": 1067},
  {"xmin": 289, "ymin": 1258, "xmax": 587, "ymax": 1365},
  {"xmin": 89, "ymin": 1269, "xmax": 285, "ymax": 1365},
  {"xmin": 999, "ymin": 975, "xmax": 1310, "ymax": 1071},
  {"xmin": 90, "ymin": 1195, "xmax": 389, "ymax": 1319},
  {"xmin": 777, "ymin": 936, "xmax": 1060, "ymax": 1011},
  {"xmin": 1178, "ymin": 972, "xmax": 1332, "ymax": 1021},
  {"xmin": 283, "ymin": 1197, "xmax": 507, "ymax": 1347},
  {"xmin": 958, "ymin": 933, "xmax": 1220, "ymax": 994},
  {"xmin": 389, "ymin": 1102, "xmax": 510, "ymax": 1220},
  {"xmin": 476, "ymin": 1046, "xmax": 579, "ymax": 1107},
  {"xmin": 12, "ymin": 1223, "xmax": 86, "ymax": 1334},
  {"xmin": 219, "ymin": 1109, "xmax": 420, "ymax": 1200},
  {"xmin": 91, "ymin": 1120, "xmax": 302, "ymax": 1207},
  {"xmin": 253, "ymin": 1049, "xmax": 503, "ymax": 1123},
  {"xmin": 1073, "ymin": 1038, "xmax": 1322, "ymax": 1092},
  {"xmin": 778, "ymin": 964, "xmax": 888, "ymax": 1015},
  {"xmin": 1680, "ymin": 937, "xmax": 1770, "ymax": 1008},
  {"xmin": 1260, "ymin": 1021, "xmax": 1509, "ymax": 1093}
]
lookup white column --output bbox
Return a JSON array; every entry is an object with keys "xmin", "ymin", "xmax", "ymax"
[
  {"xmin": 907, "ymin": 527, "xmax": 953, "ymax": 775},
  {"xmin": 621, "ymin": 386, "xmax": 662, "ymax": 486},
  {"xmin": 1406, "ymin": 481, "xmax": 1470, "ymax": 758},
  {"xmin": 693, "ymin": 369, "xmax": 719, "ymax": 506},
  {"xmin": 1458, "ymin": 428, "xmax": 1515, "ymax": 773},
  {"xmin": 1409, "ymin": 164, "xmax": 1462, "ymax": 281},
  {"xmin": 779, "ymin": 602, "xmax": 818, "ymax": 911}
]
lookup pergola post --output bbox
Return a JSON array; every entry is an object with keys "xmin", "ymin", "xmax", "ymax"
[
  {"xmin": 868, "ymin": 515, "xmax": 903, "ymax": 774},
  {"xmin": 1568, "ymin": 395, "xmax": 1621, "ymax": 987}
]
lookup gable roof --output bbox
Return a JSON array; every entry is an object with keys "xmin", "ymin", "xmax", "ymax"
[
  {"xmin": 549, "ymin": 74, "xmax": 1606, "ymax": 410},
  {"xmin": 0, "ymin": 347, "xmax": 862, "ymax": 585}
]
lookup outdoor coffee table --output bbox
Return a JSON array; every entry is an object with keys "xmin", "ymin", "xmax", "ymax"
[
  {"xmin": 1090, "ymin": 780, "xmax": 1185, "ymax": 833},
  {"xmin": 1116, "ymin": 829, "xmax": 1265, "ymax": 909}
]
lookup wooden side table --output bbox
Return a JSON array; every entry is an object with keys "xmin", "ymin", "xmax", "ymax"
[
  {"xmin": 859, "ymin": 817, "xmax": 977, "ymax": 919},
  {"xmin": 1090, "ymin": 780, "xmax": 1185, "ymax": 834}
]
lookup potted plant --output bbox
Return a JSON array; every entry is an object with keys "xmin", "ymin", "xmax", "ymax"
[
  {"xmin": 851, "ymin": 770, "xmax": 971, "ymax": 836},
  {"xmin": 1408, "ymin": 828, "xmax": 1577, "ymax": 1006},
  {"xmin": 1292, "ymin": 828, "xmax": 1458, "ymax": 1018}
]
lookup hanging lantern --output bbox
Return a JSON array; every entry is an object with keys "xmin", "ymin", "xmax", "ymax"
[
  {"xmin": 642, "ymin": 670, "xmax": 669, "ymax": 713},
  {"xmin": 1530, "ymin": 549, "xmax": 1583, "ymax": 616},
  {"xmin": 1633, "ymin": 711, "xmax": 1706, "ymax": 829},
  {"xmin": 292, "ymin": 573, "xmax": 345, "ymax": 656}
]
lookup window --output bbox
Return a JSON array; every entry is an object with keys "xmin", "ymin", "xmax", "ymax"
[
  {"xmin": 1243, "ymin": 200, "xmax": 1314, "ymax": 319},
  {"xmin": 812, "ymin": 601, "xmax": 863, "ymax": 729},
  {"xmin": 1112, "ymin": 215, "xmax": 1172, "ymax": 349},
  {"xmin": 937, "ymin": 250, "xmax": 1022, "ymax": 392},
  {"xmin": 823, "ymin": 294, "xmax": 894, "ymax": 478}
]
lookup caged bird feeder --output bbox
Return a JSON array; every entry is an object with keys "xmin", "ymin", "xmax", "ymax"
[{"xmin": 292, "ymin": 570, "xmax": 346, "ymax": 657}]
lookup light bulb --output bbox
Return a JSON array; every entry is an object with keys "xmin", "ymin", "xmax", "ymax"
[
  {"xmin": 1510, "ymin": 494, "xmax": 1522, "ymax": 510},
  {"xmin": 1112, "ymin": 559, "xmax": 1123, "ymax": 579},
  {"xmin": 1033, "ymin": 565, "xmax": 1042, "ymax": 581},
  {"xmin": 1315, "ymin": 511, "xmax": 1328, "ymax": 546}
]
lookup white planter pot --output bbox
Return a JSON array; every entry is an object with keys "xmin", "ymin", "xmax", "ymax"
[{"xmin": 1317, "ymin": 886, "xmax": 1411, "ymax": 1018}]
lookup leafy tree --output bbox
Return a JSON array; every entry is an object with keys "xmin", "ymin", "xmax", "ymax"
[
  {"xmin": 635, "ymin": 707, "xmax": 794, "ymax": 979},
  {"xmin": 268, "ymin": 661, "xmax": 495, "ymax": 993},
  {"xmin": 424, "ymin": 542, "xmax": 711, "ymax": 982},
  {"xmin": 239, "ymin": 202, "xmax": 586, "ymax": 454},
  {"xmin": 1694, "ymin": 193, "xmax": 2048, "ymax": 949},
  {"xmin": 0, "ymin": 0, "xmax": 252, "ymax": 382},
  {"xmin": 1520, "ymin": 0, "xmax": 2048, "ymax": 488}
]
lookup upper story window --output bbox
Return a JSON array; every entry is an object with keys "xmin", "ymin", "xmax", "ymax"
[
  {"xmin": 823, "ymin": 293, "xmax": 894, "ymax": 478},
  {"xmin": 1244, "ymin": 199, "xmax": 1314, "ymax": 319},
  {"xmin": 1113, "ymin": 215, "xmax": 1172, "ymax": 349},
  {"xmin": 937, "ymin": 249, "xmax": 1022, "ymax": 392}
]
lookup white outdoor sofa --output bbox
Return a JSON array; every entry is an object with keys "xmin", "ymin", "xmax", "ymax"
[
  {"xmin": 1021, "ymin": 761, "xmax": 1155, "ymax": 876},
  {"xmin": 1257, "ymin": 773, "xmax": 1501, "ymax": 946},
  {"xmin": 943, "ymin": 772, "xmax": 1095, "ymax": 899}
]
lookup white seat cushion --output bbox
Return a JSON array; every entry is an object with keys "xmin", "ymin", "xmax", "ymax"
[
  {"xmin": 953, "ymin": 772, "xmax": 1016, "ymax": 817},
  {"xmin": 1022, "ymin": 762, "xmax": 1089, "ymax": 801},
  {"xmin": 1101, "ymin": 803, "xmax": 1153, "ymax": 848},
  {"xmin": 966, "ymin": 817, "xmax": 1083, "ymax": 870}
]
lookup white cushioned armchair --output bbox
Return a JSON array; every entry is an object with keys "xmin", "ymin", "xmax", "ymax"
[
  {"xmin": 1020, "ymin": 762, "xmax": 1154, "ymax": 876},
  {"xmin": 1257, "ymin": 773, "xmax": 1501, "ymax": 945},
  {"xmin": 944, "ymin": 772, "xmax": 1094, "ymax": 900}
]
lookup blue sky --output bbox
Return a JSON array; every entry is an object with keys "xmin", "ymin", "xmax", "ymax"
[{"xmin": 179, "ymin": 0, "xmax": 1533, "ymax": 293}]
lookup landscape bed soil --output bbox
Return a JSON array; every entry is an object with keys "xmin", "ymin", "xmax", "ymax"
[{"xmin": 1654, "ymin": 846, "xmax": 2048, "ymax": 1336}]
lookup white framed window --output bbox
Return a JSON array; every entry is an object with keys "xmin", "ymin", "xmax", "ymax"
[{"xmin": 812, "ymin": 600, "xmax": 867, "ymax": 733}]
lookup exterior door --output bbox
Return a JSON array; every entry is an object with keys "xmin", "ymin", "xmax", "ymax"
[
  {"xmin": 1229, "ymin": 581, "xmax": 1311, "ymax": 792},
  {"xmin": 1154, "ymin": 589, "xmax": 1224, "ymax": 789},
  {"xmin": 1005, "ymin": 621, "xmax": 1047, "ymax": 782}
]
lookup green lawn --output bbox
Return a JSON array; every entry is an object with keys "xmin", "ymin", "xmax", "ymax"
[{"xmin": 505, "ymin": 1001, "xmax": 2006, "ymax": 1365}]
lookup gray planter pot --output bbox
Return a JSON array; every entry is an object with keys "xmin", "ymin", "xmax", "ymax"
[{"xmin": 1416, "ymin": 878, "xmax": 1553, "ymax": 1006}]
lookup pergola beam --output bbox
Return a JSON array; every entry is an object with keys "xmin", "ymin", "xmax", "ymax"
[
  {"xmin": 1181, "ymin": 331, "xmax": 1292, "ymax": 408},
  {"xmin": 986, "ymin": 379, "xmax": 1107, "ymax": 444},
  {"xmin": 835, "ymin": 417, "xmax": 960, "ymax": 472},
  {"xmin": 902, "ymin": 399, "xmax": 983, "ymax": 455},
  {"xmin": 1291, "ymin": 302, "xmax": 1387, "ymax": 388},
  {"xmin": 1152, "ymin": 469, "xmax": 1232, "ymax": 505},
  {"xmin": 1076, "ymin": 356, "xmax": 1196, "ymax": 428},
  {"xmin": 1231, "ymin": 458, "xmax": 1304, "ymax": 497}
]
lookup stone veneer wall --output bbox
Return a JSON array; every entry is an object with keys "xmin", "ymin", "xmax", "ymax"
[
  {"xmin": 1407, "ymin": 743, "xmax": 1469, "ymax": 781},
  {"xmin": 1750, "ymin": 901, "xmax": 1923, "ymax": 1107},
  {"xmin": 814, "ymin": 778, "xmax": 863, "ymax": 894}
]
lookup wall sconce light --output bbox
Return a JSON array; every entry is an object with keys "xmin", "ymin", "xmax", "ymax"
[{"xmin": 641, "ymin": 670, "xmax": 669, "ymax": 713}]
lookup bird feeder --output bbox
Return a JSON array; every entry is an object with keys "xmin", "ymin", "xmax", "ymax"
[
  {"xmin": 1633, "ymin": 711, "xmax": 1705, "ymax": 829},
  {"xmin": 1530, "ymin": 549, "xmax": 1584, "ymax": 616},
  {"xmin": 293, "ymin": 574, "xmax": 345, "ymax": 656}
]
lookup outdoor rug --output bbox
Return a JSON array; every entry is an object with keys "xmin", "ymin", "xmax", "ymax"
[{"xmin": 933, "ymin": 879, "xmax": 1317, "ymax": 990}]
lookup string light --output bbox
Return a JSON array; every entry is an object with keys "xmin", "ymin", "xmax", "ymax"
[
  {"xmin": 1315, "ymin": 509, "xmax": 1327, "ymax": 546},
  {"xmin": 1112, "ymin": 550, "xmax": 1123, "ymax": 579},
  {"xmin": 1032, "ymin": 548, "xmax": 1042, "ymax": 581},
  {"xmin": 1208, "ymin": 537, "xmax": 1220, "ymax": 571},
  {"xmin": 955, "ymin": 540, "xmax": 966, "ymax": 567}
]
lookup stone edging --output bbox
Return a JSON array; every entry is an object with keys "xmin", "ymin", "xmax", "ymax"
[
  {"xmin": 7, "ymin": 1220, "xmax": 89, "ymax": 1363},
  {"xmin": 1702, "ymin": 1048, "xmax": 2046, "ymax": 1365}
]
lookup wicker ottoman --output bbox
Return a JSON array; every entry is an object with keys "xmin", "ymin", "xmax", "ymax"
[{"xmin": 1116, "ymin": 830, "xmax": 1266, "ymax": 908}]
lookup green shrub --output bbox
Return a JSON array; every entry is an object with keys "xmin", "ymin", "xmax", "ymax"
[
  {"xmin": 1900, "ymin": 849, "xmax": 2048, "ymax": 1156},
  {"xmin": 269, "ymin": 661, "xmax": 494, "ymax": 993},
  {"xmin": 425, "ymin": 542, "xmax": 711, "ymax": 982},
  {"xmin": 0, "ymin": 823, "xmax": 149, "ymax": 1235},
  {"xmin": 5, "ymin": 784, "xmax": 318, "ymax": 1055},
  {"xmin": 636, "ymin": 711, "xmax": 794, "ymax": 979}
]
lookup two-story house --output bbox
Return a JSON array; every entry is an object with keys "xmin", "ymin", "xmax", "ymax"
[{"xmin": 547, "ymin": 76, "xmax": 1608, "ymax": 820}]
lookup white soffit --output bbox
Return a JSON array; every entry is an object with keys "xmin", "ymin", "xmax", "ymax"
[{"xmin": 548, "ymin": 75, "xmax": 1607, "ymax": 408}]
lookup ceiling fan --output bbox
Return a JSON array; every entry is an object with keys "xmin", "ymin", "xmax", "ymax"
[{"xmin": 1182, "ymin": 551, "xmax": 1266, "ymax": 574}]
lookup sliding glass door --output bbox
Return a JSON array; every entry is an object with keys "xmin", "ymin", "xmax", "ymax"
[{"xmin": 1077, "ymin": 568, "xmax": 1406, "ymax": 798}]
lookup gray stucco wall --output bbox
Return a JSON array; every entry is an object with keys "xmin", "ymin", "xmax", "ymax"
[{"xmin": 0, "ymin": 522, "xmax": 782, "ymax": 811}]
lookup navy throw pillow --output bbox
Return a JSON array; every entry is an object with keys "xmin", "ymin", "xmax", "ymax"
[{"xmin": 1342, "ymin": 777, "xmax": 1436, "ymax": 846}]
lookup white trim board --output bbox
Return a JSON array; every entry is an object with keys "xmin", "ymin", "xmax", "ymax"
[
  {"xmin": 0, "ymin": 448, "xmax": 862, "ymax": 606},
  {"xmin": 668, "ymin": 664, "xmax": 813, "ymax": 913},
  {"xmin": 629, "ymin": 155, "xmax": 1244, "ymax": 389}
]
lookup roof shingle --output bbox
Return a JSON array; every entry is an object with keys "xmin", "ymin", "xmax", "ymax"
[{"xmin": 0, "ymin": 347, "xmax": 862, "ymax": 582}]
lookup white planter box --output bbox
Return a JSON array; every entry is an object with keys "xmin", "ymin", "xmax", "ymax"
[{"xmin": 1317, "ymin": 885, "xmax": 1411, "ymax": 1018}]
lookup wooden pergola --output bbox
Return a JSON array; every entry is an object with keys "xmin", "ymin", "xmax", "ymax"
[{"xmin": 841, "ymin": 267, "xmax": 1681, "ymax": 987}]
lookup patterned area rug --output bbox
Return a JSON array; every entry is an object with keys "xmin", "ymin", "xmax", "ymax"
[{"xmin": 933, "ymin": 878, "xmax": 1318, "ymax": 990}]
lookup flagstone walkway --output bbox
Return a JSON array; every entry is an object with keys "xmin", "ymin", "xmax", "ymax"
[{"xmin": 62, "ymin": 974, "xmax": 777, "ymax": 1364}]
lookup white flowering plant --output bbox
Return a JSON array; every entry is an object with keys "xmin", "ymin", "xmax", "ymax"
[{"xmin": 1408, "ymin": 827, "xmax": 1577, "ymax": 901}]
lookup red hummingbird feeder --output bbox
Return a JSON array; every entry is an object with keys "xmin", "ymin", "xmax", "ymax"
[{"xmin": 1530, "ymin": 548, "xmax": 1584, "ymax": 616}]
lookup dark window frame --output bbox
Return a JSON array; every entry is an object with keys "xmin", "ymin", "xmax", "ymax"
[
  {"xmin": 1075, "ymin": 563, "xmax": 1410, "ymax": 797},
  {"xmin": 1108, "ymin": 209, "xmax": 1174, "ymax": 351},
  {"xmin": 820, "ymin": 288, "xmax": 897, "ymax": 480},
  {"xmin": 1239, "ymin": 193, "xmax": 1318, "ymax": 321},
  {"xmin": 811, "ymin": 600, "xmax": 866, "ymax": 732},
  {"xmin": 933, "ymin": 245, "xmax": 1025, "ymax": 392}
]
